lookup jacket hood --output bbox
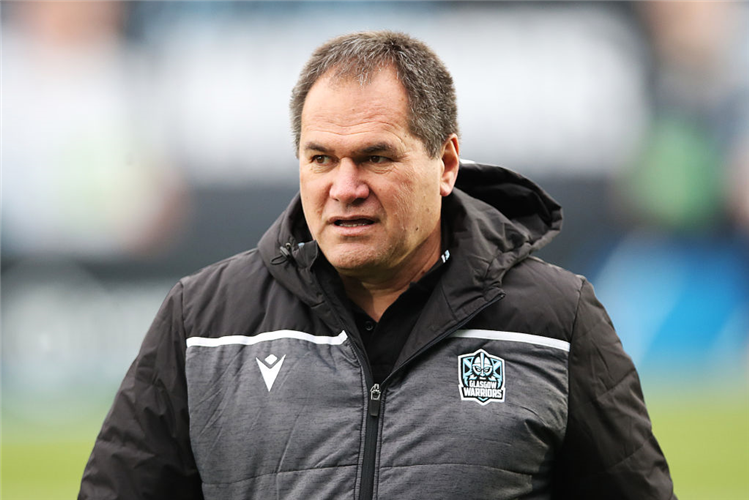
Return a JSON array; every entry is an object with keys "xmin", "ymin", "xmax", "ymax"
[
  {"xmin": 258, "ymin": 160, "xmax": 562, "ymax": 306},
  {"xmin": 448, "ymin": 159, "xmax": 562, "ymax": 277}
]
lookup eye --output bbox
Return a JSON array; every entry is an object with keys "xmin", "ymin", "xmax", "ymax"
[
  {"xmin": 312, "ymin": 155, "xmax": 331, "ymax": 165},
  {"xmin": 368, "ymin": 156, "xmax": 389, "ymax": 164}
]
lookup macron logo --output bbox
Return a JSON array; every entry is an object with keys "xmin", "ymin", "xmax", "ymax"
[{"xmin": 256, "ymin": 354, "xmax": 286, "ymax": 391}]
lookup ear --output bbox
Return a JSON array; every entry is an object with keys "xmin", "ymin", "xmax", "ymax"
[{"xmin": 439, "ymin": 134, "xmax": 460, "ymax": 197}]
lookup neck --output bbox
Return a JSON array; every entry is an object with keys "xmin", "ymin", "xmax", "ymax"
[{"xmin": 338, "ymin": 232, "xmax": 441, "ymax": 322}]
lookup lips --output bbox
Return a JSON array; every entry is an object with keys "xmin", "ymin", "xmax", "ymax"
[{"xmin": 333, "ymin": 218, "xmax": 375, "ymax": 228}]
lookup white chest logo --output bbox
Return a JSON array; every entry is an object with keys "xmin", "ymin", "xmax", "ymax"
[
  {"xmin": 458, "ymin": 349, "xmax": 505, "ymax": 405},
  {"xmin": 256, "ymin": 354, "xmax": 286, "ymax": 391}
]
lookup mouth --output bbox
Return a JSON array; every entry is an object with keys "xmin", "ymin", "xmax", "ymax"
[{"xmin": 333, "ymin": 218, "xmax": 375, "ymax": 228}]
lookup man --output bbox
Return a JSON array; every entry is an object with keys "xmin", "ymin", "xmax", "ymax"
[{"xmin": 80, "ymin": 31, "xmax": 676, "ymax": 499}]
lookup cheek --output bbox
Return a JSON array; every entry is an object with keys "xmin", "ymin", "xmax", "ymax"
[
  {"xmin": 389, "ymin": 182, "xmax": 437, "ymax": 231},
  {"xmin": 300, "ymin": 176, "xmax": 326, "ymax": 213},
  {"xmin": 382, "ymin": 181, "xmax": 413, "ymax": 225}
]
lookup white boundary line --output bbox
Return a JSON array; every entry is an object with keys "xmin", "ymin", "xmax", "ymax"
[
  {"xmin": 452, "ymin": 329, "xmax": 570, "ymax": 352},
  {"xmin": 187, "ymin": 330, "xmax": 348, "ymax": 348}
]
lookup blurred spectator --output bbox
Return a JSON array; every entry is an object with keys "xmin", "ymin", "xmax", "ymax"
[
  {"xmin": 620, "ymin": 1, "xmax": 749, "ymax": 234},
  {"xmin": 2, "ymin": 1, "xmax": 187, "ymax": 260}
]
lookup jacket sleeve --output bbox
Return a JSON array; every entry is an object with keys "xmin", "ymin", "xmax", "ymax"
[
  {"xmin": 552, "ymin": 279, "xmax": 676, "ymax": 499},
  {"xmin": 79, "ymin": 282, "xmax": 203, "ymax": 500}
]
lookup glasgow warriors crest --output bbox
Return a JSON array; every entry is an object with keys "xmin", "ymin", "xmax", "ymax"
[{"xmin": 458, "ymin": 349, "xmax": 505, "ymax": 405}]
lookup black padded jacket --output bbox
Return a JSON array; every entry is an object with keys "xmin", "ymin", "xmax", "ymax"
[{"xmin": 79, "ymin": 161, "xmax": 676, "ymax": 499}]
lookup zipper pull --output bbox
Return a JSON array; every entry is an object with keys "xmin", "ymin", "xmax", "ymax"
[{"xmin": 369, "ymin": 384, "xmax": 382, "ymax": 417}]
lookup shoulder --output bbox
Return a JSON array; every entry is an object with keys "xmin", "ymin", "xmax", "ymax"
[
  {"xmin": 472, "ymin": 256, "xmax": 585, "ymax": 344},
  {"xmin": 505, "ymin": 256, "xmax": 584, "ymax": 300},
  {"xmin": 180, "ymin": 248, "xmax": 267, "ymax": 297},
  {"xmin": 176, "ymin": 249, "xmax": 282, "ymax": 338}
]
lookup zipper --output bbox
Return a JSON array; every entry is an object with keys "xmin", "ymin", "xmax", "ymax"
[
  {"xmin": 341, "ymin": 331, "xmax": 379, "ymax": 500},
  {"xmin": 307, "ymin": 268, "xmax": 385, "ymax": 500},
  {"xmin": 310, "ymin": 273, "xmax": 380, "ymax": 499},
  {"xmin": 359, "ymin": 384, "xmax": 382, "ymax": 500},
  {"xmin": 357, "ymin": 290, "xmax": 505, "ymax": 500},
  {"xmin": 369, "ymin": 384, "xmax": 382, "ymax": 417}
]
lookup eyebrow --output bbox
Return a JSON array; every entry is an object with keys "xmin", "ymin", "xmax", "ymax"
[
  {"xmin": 358, "ymin": 142, "xmax": 398, "ymax": 156},
  {"xmin": 302, "ymin": 142, "xmax": 331, "ymax": 153},
  {"xmin": 301, "ymin": 141, "xmax": 402, "ymax": 158}
]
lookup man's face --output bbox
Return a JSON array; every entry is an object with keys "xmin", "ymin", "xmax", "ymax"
[{"xmin": 299, "ymin": 67, "xmax": 458, "ymax": 282}]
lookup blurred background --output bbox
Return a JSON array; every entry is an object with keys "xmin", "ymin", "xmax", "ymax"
[{"xmin": 2, "ymin": 1, "xmax": 747, "ymax": 498}]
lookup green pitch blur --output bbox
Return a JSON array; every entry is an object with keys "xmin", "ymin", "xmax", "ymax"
[{"xmin": 646, "ymin": 386, "xmax": 749, "ymax": 500}]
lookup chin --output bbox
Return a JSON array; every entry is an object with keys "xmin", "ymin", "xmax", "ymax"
[
  {"xmin": 324, "ymin": 248, "xmax": 382, "ymax": 277},
  {"xmin": 328, "ymin": 256, "xmax": 376, "ymax": 275}
]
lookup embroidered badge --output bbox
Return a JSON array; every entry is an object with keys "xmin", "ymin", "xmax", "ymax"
[{"xmin": 458, "ymin": 349, "xmax": 505, "ymax": 404}]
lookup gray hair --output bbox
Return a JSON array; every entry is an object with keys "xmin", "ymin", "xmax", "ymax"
[{"xmin": 290, "ymin": 31, "xmax": 458, "ymax": 158}]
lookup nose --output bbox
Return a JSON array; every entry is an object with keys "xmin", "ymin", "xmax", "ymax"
[{"xmin": 329, "ymin": 159, "xmax": 369, "ymax": 204}]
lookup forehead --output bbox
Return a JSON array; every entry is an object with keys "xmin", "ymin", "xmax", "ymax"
[{"xmin": 300, "ymin": 67, "xmax": 412, "ymax": 149}]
